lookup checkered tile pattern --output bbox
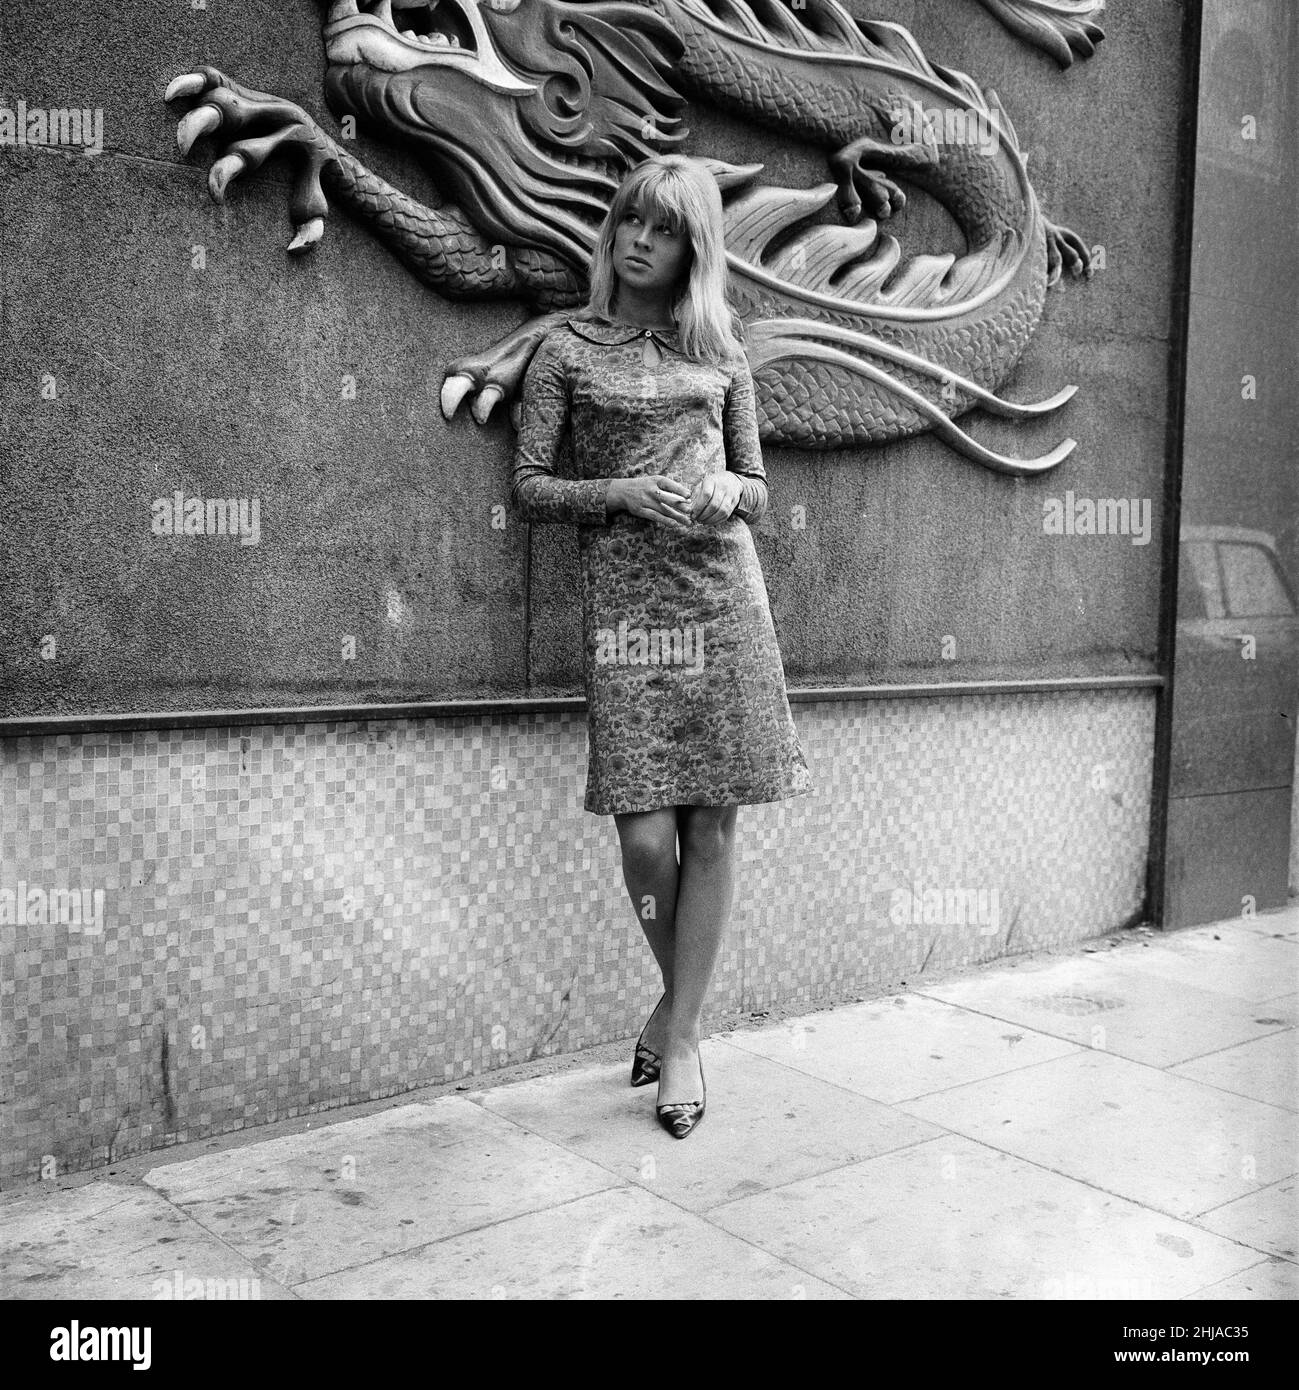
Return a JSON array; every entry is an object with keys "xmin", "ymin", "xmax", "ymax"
[{"xmin": 0, "ymin": 690, "xmax": 1154, "ymax": 1182}]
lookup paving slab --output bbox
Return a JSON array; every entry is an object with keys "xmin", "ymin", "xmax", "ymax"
[
  {"xmin": 0, "ymin": 1183, "xmax": 293, "ymax": 1300},
  {"xmin": 299, "ymin": 1185, "xmax": 851, "ymax": 1300},
  {"xmin": 1170, "ymin": 1031, "xmax": 1298, "ymax": 1112},
  {"xmin": 470, "ymin": 1039, "xmax": 940, "ymax": 1212},
  {"xmin": 917, "ymin": 951, "xmax": 1294, "ymax": 1067},
  {"xmin": 1192, "ymin": 1177, "xmax": 1299, "ymax": 1263},
  {"xmin": 722, "ymin": 993, "xmax": 1080, "ymax": 1103},
  {"xmin": 142, "ymin": 1100, "xmax": 618, "ymax": 1287},
  {"xmin": 1098, "ymin": 925, "xmax": 1299, "ymax": 1003},
  {"xmin": 900, "ymin": 1051, "xmax": 1298, "ymax": 1222},
  {"xmin": 710, "ymin": 1136, "xmax": 1261, "ymax": 1300}
]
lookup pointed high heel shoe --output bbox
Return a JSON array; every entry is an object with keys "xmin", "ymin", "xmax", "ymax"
[
  {"xmin": 630, "ymin": 993, "xmax": 666, "ymax": 1087},
  {"xmin": 656, "ymin": 1058, "xmax": 706, "ymax": 1140}
]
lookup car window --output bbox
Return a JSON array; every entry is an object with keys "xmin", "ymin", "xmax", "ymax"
[{"xmin": 1219, "ymin": 543, "xmax": 1295, "ymax": 618}]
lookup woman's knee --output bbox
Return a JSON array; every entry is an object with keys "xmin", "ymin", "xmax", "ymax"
[
  {"xmin": 679, "ymin": 805, "xmax": 738, "ymax": 863},
  {"xmin": 615, "ymin": 810, "xmax": 678, "ymax": 876}
]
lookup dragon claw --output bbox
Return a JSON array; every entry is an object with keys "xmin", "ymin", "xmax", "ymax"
[
  {"xmin": 207, "ymin": 153, "xmax": 246, "ymax": 203},
  {"xmin": 177, "ymin": 105, "xmax": 221, "ymax": 156},
  {"xmin": 287, "ymin": 217, "xmax": 325, "ymax": 254},
  {"xmin": 440, "ymin": 311, "xmax": 570, "ymax": 427},
  {"xmin": 854, "ymin": 171, "xmax": 905, "ymax": 220},
  {"xmin": 440, "ymin": 374, "xmax": 476, "ymax": 420},
  {"xmin": 169, "ymin": 68, "xmax": 336, "ymax": 253},
  {"xmin": 830, "ymin": 146, "xmax": 908, "ymax": 224},
  {"xmin": 1045, "ymin": 220, "xmax": 1093, "ymax": 286},
  {"xmin": 471, "ymin": 385, "xmax": 505, "ymax": 425},
  {"xmin": 164, "ymin": 72, "xmax": 207, "ymax": 103}
]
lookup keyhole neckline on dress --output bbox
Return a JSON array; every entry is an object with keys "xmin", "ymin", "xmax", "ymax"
[{"xmin": 605, "ymin": 315, "xmax": 677, "ymax": 335}]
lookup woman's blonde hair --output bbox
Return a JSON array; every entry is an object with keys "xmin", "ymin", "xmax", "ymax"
[{"xmin": 580, "ymin": 155, "xmax": 745, "ymax": 366}]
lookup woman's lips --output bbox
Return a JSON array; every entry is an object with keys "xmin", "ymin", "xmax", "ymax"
[{"xmin": 624, "ymin": 256, "xmax": 651, "ymax": 268}]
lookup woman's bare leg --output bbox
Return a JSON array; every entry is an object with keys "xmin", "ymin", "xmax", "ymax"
[
  {"xmin": 657, "ymin": 804, "xmax": 738, "ymax": 1105},
  {"xmin": 613, "ymin": 808, "xmax": 680, "ymax": 1052}
]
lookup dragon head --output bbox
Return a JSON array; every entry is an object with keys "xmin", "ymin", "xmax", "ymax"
[{"xmin": 319, "ymin": 0, "xmax": 687, "ymax": 267}]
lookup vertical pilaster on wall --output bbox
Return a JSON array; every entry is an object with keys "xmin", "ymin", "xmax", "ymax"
[
  {"xmin": 1146, "ymin": 0, "xmax": 1203, "ymax": 931},
  {"xmin": 1157, "ymin": 0, "xmax": 1299, "ymax": 928}
]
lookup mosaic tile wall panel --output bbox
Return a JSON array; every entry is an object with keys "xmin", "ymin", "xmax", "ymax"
[{"xmin": 0, "ymin": 690, "xmax": 1154, "ymax": 1183}]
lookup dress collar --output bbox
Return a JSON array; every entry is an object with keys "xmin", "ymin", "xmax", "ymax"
[{"xmin": 566, "ymin": 316, "xmax": 684, "ymax": 353}]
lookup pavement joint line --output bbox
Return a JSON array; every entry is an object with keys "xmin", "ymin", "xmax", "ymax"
[
  {"xmin": 880, "ymin": 1043, "xmax": 1091, "ymax": 1106},
  {"xmin": 1175, "ymin": 1258, "xmax": 1282, "ymax": 1302},
  {"xmin": 697, "ymin": 1129, "xmax": 949, "ymax": 1218},
  {"xmin": 0, "ymin": 1184, "xmax": 138, "ymax": 1220},
  {"xmin": 135, "ymin": 1118, "xmax": 623, "ymax": 1290},
  {"xmin": 672, "ymin": 1216, "xmax": 866, "ymax": 1301},
  {"xmin": 93, "ymin": 1183, "xmax": 306, "ymax": 1301},
  {"xmin": 285, "ymin": 1178, "xmax": 630, "ymax": 1293},
  {"xmin": 885, "ymin": 1115, "xmax": 1297, "ymax": 1248},
  {"xmin": 1138, "ymin": 1067, "xmax": 1298, "ymax": 1118},
  {"xmin": 1178, "ymin": 1224, "xmax": 1299, "ymax": 1269},
  {"xmin": 1177, "ymin": 1224, "xmax": 1299, "ymax": 1266},
  {"xmin": 1183, "ymin": 1172, "xmax": 1299, "ymax": 1226},
  {"xmin": 332, "ymin": 1182, "xmax": 865, "ymax": 1302},
  {"xmin": 459, "ymin": 1069, "xmax": 945, "ymax": 1265},
  {"xmin": 713, "ymin": 1019, "xmax": 1090, "ymax": 1107},
  {"xmin": 698, "ymin": 1130, "xmax": 1290, "ymax": 1289},
  {"xmin": 931, "ymin": 1132, "xmax": 1295, "ymax": 1263},
  {"xmin": 888, "ymin": 1019, "xmax": 1299, "ymax": 1109},
  {"xmin": 903, "ymin": 988, "xmax": 1285, "ymax": 1077},
  {"xmin": 1162, "ymin": 1025, "xmax": 1298, "ymax": 1073},
  {"xmin": 692, "ymin": 1128, "xmax": 949, "ymax": 1218}
]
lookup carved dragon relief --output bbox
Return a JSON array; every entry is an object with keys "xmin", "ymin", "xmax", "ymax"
[{"xmin": 166, "ymin": 0, "xmax": 1106, "ymax": 473}]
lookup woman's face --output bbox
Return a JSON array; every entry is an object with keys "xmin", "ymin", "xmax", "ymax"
[{"xmin": 611, "ymin": 200, "xmax": 692, "ymax": 300}]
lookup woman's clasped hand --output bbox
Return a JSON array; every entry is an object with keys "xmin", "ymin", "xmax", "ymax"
[{"xmin": 608, "ymin": 473, "xmax": 744, "ymax": 530}]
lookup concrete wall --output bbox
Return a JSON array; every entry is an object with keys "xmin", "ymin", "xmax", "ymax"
[
  {"xmin": 0, "ymin": 0, "xmax": 1186, "ymax": 715},
  {"xmin": 0, "ymin": 0, "xmax": 1187, "ymax": 1180}
]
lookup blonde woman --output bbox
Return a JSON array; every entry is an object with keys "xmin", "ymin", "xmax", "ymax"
[{"xmin": 511, "ymin": 155, "xmax": 812, "ymax": 1139}]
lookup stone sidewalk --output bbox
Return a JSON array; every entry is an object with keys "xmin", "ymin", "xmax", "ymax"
[{"xmin": 3, "ymin": 906, "xmax": 1297, "ymax": 1300}]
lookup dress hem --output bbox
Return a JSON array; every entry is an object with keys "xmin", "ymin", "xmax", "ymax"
[{"xmin": 583, "ymin": 780, "xmax": 813, "ymax": 817}]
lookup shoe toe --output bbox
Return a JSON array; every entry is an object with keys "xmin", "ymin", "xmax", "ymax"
[{"xmin": 657, "ymin": 1101, "xmax": 704, "ymax": 1139}]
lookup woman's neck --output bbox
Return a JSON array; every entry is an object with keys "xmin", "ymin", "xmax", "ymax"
[{"xmin": 611, "ymin": 287, "xmax": 675, "ymax": 329}]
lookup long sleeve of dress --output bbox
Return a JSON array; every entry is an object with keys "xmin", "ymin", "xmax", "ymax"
[
  {"xmin": 722, "ymin": 352, "xmax": 769, "ymax": 526},
  {"xmin": 511, "ymin": 336, "xmax": 613, "ymax": 526}
]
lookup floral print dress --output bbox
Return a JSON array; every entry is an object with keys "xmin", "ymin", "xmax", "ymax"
[{"xmin": 511, "ymin": 315, "xmax": 813, "ymax": 816}]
